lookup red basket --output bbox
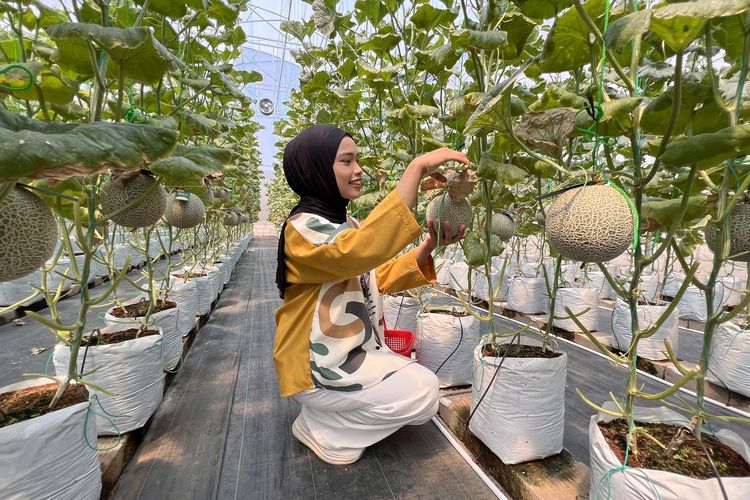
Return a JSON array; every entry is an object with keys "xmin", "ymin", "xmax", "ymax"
[{"xmin": 382, "ymin": 318, "xmax": 416, "ymax": 357}]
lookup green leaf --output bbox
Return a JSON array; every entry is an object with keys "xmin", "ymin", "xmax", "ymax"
[
  {"xmin": 14, "ymin": 66, "xmax": 79, "ymax": 105},
  {"xmin": 0, "ymin": 107, "xmax": 177, "ymax": 181},
  {"xmin": 411, "ymin": 4, "xmax": 457, "ymax": 31},
  {"xmin": 354, "ymin": 0, "xmax": 385, "ymax": 25},
  {"xmin": 451, "ymin": 29, "xmax": 508, "ymax": 51},
  {"xmin": 660, "ymin": 124, "xmax": 750, "ymax": 169},
  {"xmin": 464, "ymin": 81, "xmax": 514, "ymax": 135},
  {"xmin": 462, "ymin": 230, "xmax": 505, "ymax": 266},
  {"xmin": 134, "ymin": 0, "xmax": 188, "ymax": 18},
  {"xmin": 207, "ymin": 0, "xmax": 240, "ymax": 25},
  {"xmin": 641, "ymin": 195, "xmax": 709, "ymax": 231},
  {"xmin": 574, "ymin": 97, "xmax": 643, "ymax": 136},
  {"xmin": 477, "ymin": 153, "xmax": 528, "ymax": 185},
  {"xmin": 280, "ymin": 20, "xmax": 313, "ymax": 42},
  {"xmin": 541, "ymin": 0, "xmax": 607, "ymax": 72},
  {"xmin": 47, "ymin": 23, "xmax": 181, "ymax": 84},
  {"xmin": 415, "ymin": 44, "xmax": 460, "ymax": 74},
  {"xmin": 529, "ymin": 85, "xmax": 587, "ymax": 112},
  {"xmin": 713, "ymin": 16, "xmax": 749, "ymax": 63},
  {"xmin": 510, "ymin": 0, "xmax": 573, "ymax": 20},
  {"xmin": 150, "ymin": 145, "xmax": 233, "ymax": 184},
  {"xmin": 312, "ymin": 0, "xmax": 337, "ymax": 38},
  {"xmin": 0, "ymin": 61, "xmax": 42, "ymax": 94},
  {"xmin": 640, "ymin": 81, "xmax": 713, "ymax": 135},
  {"xmin": 360, "ymin": 31, "xmax": 401, "ymax": 54},
  {"xmin": 500, "ymin": 12, "xmax": 537, "ymax": 60},
  {"xmin": 606, "ymin": 0, "xmax": 750, "ymax": 53},
  {"xmin": 179, "ymin": 111, "xmax": 221, "ymax": 137}
]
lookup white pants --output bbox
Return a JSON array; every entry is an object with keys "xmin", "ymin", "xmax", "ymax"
[{"xmin": 292, "ymin": 361, "xmax": 439, "ymax": 452}]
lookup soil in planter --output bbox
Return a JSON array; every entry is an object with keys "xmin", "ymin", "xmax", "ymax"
[
  {"xmin": 172, "ymin": 271, "xmax": 207, "ymax": 279},
  {"xmin": 0, "ymin": 383, "xmax": 89, "ymax": 428},
  {"xmin": 109, "ymin": 298, "xmax": 177, "ymax": 318},
  {"xmin": 78, "ymin": 328, "xmax": 160, "ymax": 346},
  {"xmin": 599, "ymin": 419, "xmax": 750, "ymax": 479},
  {"xmin": 482, "ymin": 344, "xmax": 562, "ymax": 359}
]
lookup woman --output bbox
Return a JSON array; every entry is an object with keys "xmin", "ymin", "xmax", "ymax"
[{"xmin": 274, "ymin": 124, "xmax": 469, "ymax": 465}]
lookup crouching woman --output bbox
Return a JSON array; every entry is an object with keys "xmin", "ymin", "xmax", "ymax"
[{"xmin": 274, "ymin": 125, "xmax": 469, "ymax": 465}]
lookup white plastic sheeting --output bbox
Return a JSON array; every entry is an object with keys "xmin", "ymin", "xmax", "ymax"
[
  {"xmin": 53, "ymin": 326, "xmax": 165, "ymax": 435},
  {"xmin": 611, "ymin": 299, "xmax": 679, "ymax": 360},
  {"xmin": 469, "ymin": 343, "xmax": 566, "ymax": 464},
  {"xmin": 554, "ymin": 287, "xmax": 599, "ymax": 333},
  {"xmin": 105, "ymin": 296, "xmax": 182, "ymax": 370},
  {"xmin": 589, "ymin": 405, "xmax": 750, "ymax": 500},
  {"xmin": 448, "ymin": 261, "xmax": 471, "ymax": 292},
  {"xmin": 639, "ymin": 273, "xmax": 661, "ymax": 303},
  {"xmin": 586, "ymin": 271, "xmax": 614, "ymax": 300},
  {"xmin": 0, "ymin": 378, "xmax": 101, "ymax": 500},
  {"xmin": 718, "ymin": 275, "xmax": 744, "ymax": 308},
  {"xmin": 708, "ymin": 322, "xmax": 750, "ymax": 398},
  {"xmin": 472, "ymin": 267, "xmax": 510, "ymax": 303},
  {"xmin": 435, "ymin": 258, "xmax": 453, "ymax": 285},
  {"xmin": 678, "ymin": 282, "xmax": 732, "ymax": 322},
  {"xmin": 507, "ymin": 276, "xmax": 548, "ymax": 314},
  {"xmin": 383, "ymin": 294, "xmax": 422, "ymax": 334},
  {"xmin": 663, "ymin": 272, "xmax": 685, "ymax": 298},
  {"xmin": 416, "ymin": 310, "xmax": 479, "ymax": 387}
]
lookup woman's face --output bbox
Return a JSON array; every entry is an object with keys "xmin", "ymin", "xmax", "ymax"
[{"xmin": 333, "ymin": 136, "xmax": 363, "ymax": 200}]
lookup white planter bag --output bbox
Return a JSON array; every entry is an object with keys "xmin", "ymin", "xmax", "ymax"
[
  {"xmin": 0, "ymin": 378, "xmax": 101, "ymax": 499},
  {"xmin": 589, "ymin": 405, "xmax": 750, "ymax": 500},
  {"xmin": 176, "ymin": 270, "xmax": 213, "ymax": 316},
  {"xmin": 640, "ymin": 273, "xmax": 660, "ymax": 304},
  {"xmin": 663, "ymin": 272, "xmax": 685, "ymax": 298},
  {"xmin": 678, "ymin": 283, "xmax": 729, "ymax": 322},
  {"xmin": 416, "ymin": 311, "xmax": 479, "ymax": 387},
  {"xmin": 554, "ymin": 287, "xmax": 599, "ymax": 333},
  {"xmin": 448, "ymin": 261, "xmax": 471, "ymax": 292},
  {"xmin": 611, "ymin": 299, "xmax": 678, "ymax": 360},
  {"xmin": 507, "ymin": 276, "xmax": 548, "ymax": 314},
  {"xmin": 718, "ymin": 275, "xmax": 743, "ymax": 308},
  {"xmin": 383, "ymin": 294, "xmax": 421, "ymax": 334},
  {"xmin": 520, "ymin": 261, "xmax": 544, "ymax": 278},
  {"xmin": 469, "ymin": 342, "xmax": 567, "ymax": 464},
  {"xmin": 157, "ymin": 279, "xmax": 198, "ymax": 337},
  {"xmin": 708, "ymin": 322, "xmax": 750, "ymax": 398},
  {"xmin": 104, "ymin": 297, "xmax": 182, "ymax": 371},
  {"xmin": 53, "ymin": 326, "xmax": 165, "ymax": 435},
  {"xmin": 435, "ymin": 258, "xmax": 452, "ymax": 285},
  {"xmin": 586, "ymin": 271, "xmax": 614, "ymax": 300}
]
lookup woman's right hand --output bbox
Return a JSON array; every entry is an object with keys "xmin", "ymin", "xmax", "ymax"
[{"xmin": 408, "ymin": 147, "xmax": 471, "ymax": 178}]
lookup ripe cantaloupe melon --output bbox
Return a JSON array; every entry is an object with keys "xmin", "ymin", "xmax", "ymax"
[
  {"xmin": 199, "ymin": 188, "xmax": 214, "ymax": 207},
  {"xmin": 426, "ymin": 192, "xmax": 472, "ymax": 239},
  {"xmin": 223, "ymin": 212, "xmax": 239, "ymax": 226},
  {"xmin": 100, "ymin": 173, "xmax": 167, "ymax": 228},
  {"xmin": 545, "ymin": 184, "xmax": 633, "ymax": 262},
  {"xmin": 164, "ymin": 192, "xmax": 205, "ymax": 228},
  {"xmin": 214, "ymin": 187, "xmax": 230, "ymax": 205},
  {"xmin": 491, "ymin": 211, "xmax": 515, "ymax": 241},
  {"xmin": 0, "ymin": 186, "xmax": 59, "ymax": 282},
  {"xmin": 705, "ymin": 203, "xmax": 750, "ymax": 262}
]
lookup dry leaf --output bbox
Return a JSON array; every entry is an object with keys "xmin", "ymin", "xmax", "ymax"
[
  {"xmin": 30, "ymin": 346, "xmax": 47, "ymax": 355},
  {"xmin": 12, "ymin": 318, "xmax": 25, "ymax": 327},
  {"xmin": 447, "ymin": 170, "xmax": 478, "ymax": 200}
]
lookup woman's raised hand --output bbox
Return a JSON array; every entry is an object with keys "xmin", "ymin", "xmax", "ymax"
[{"xmin": 409, "ymin": 147, "xmax": 471, "ymax": 178}]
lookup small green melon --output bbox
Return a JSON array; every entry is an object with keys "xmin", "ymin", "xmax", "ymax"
[
  {"xmin": 100, "ymin": 173, "xmax": 167, "ymax": 228},
  {"xmin": 426, "ymin": 192, "xmax": 472, "ymax": 239},
  {"xmin": 545, "ymin": 184, "xmax": 633, "ymax": 263},
  {"xmin": 223, "ymin": 212, "xmax": 239, "ymax": 226},
  {"xmin": 199, "ymin": 188, "xmax": 214, "ymax": 207},
  {"xmin": 164, "ymin": 192, "xmax": 205, "ymax": 228},
  {"xmin": 491, "ymin": 211, "xmax": 515, "ymax": 241},
  {"xmin": 0, "ymin": 186, "xmax": 59, "ymax": 282},
  {"xmin": 214, "ymin": 187, "xmax": 230, "ymax": 205},
  {"xmin": 705, "ymin": 203, "xmax": 750, "ymax": 262}
]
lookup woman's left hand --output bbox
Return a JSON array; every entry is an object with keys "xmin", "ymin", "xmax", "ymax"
[{"xmin": 416, "ymin": 220, "xmax": 466, "ymax": 267}]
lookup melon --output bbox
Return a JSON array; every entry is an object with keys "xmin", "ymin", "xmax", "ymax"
[
  {"xmin": 705, "ymin": 203, "xmax": 750, "ymax": 262},
  {"xmin": 164, "ymin": 192, "xmax": 205, "ymax": 228},
  {"xmin": 100, "ymin": 173, "xmax": 167, "ymax": 228},
  {"xmin": 545, "ymin": 184, "xmax": 633, "ymax": 263},
  {"xmin": 535, "ymin": 209, "xmax": 546, "ymax": 225},
  {"xmin": 214, "ymin": 187, "xmax": 230, "ymax": 205},
  {"xmin": 491, "ymin": 211, "xmax": 515, "ymax": 241},
  {"xmin": 239, "ymin": 213, "xmax": 249, "ymax": 224},
  {"xmin": 199, "ymin": 188, "xmax": 214, "ymax": 207},
  {"xmin": 223, "ymin": 212, "xmax": 239, "ymax": 226},
  {"xmin": 0, "ymin": 186, "xmax": 59, "ymax": 282},
  {"xmin": 426, "ymin": 192, "xmax": 472, "ymax": 239}
]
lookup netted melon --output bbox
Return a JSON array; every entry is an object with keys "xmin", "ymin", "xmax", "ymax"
[
  {"xmin": 214, "ymin": 187, "xmax": 230, "ymax": 205},
  {"xmin": 199, "ymin": 188, "xmax": 214, "ymax": 208},
  {"xmin": 223, "ymin": 212, "xmax": 239, "ymax": 226},
  {"xmin": 491, "ymin": 211, "xmax": 515, "ymax": 241},
  {"xmin": 426, "ymin": 192, "xmax": 472, "ymax": 239},
  {"xmin": 239, "ymin": 213, "xmax": 249, "ymax": 224},
  {"xmin": 164, "ymin": 192, "xmax": 205, "ymax": 229},
  {"xmin": 100, "ymin": 173, "xmax": 167, "ymax": 228},
  {"xmin": 705, "ymin": 203, "xmax": 750, "ymax": 262},
  {"xmin": 0, "ymin": 186, "xmax": 59, "ymax": 282},
  {"xmin": 545, "ymin": 184, "xmax": 633, "ymax": 263}
]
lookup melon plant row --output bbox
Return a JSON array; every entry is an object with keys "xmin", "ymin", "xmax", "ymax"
[
  {"xmin": 277, "ymin": 0, "xmax": 750, "ymax": 496},
  {"xmin": 0, "ymin": 0, "xmax": 262, "ymax": 497}
]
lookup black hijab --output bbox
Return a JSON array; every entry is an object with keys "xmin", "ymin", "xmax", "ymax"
[{"xmin": 275, "ymin": 124, "xmax": 352, "ymax": 298}]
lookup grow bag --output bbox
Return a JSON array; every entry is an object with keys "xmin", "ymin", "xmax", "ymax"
[
  {"xmin": 157, "ymin": 279, "xmax": 198, "ymax": 337},
  {"xmin": 53, "ymin": 326, "xmax": 165, "ymax": 435},
  {"xmin": 663, "ymin": 272, "xmax": 685, "ymax": 299},
  {"xmin": 175, "ymin": 268, "xmax": 215, "ymax": 316},
  {"xmin": 678, "ymin": 282, "xmax": 730, "ymax": 322},
  {"xmin": 469, "ymin": 342, "xmax": 567, "ymax": 464},
  {"xmin": 435, "ymin": 258, "xmax": 452, "ymax": 285},
  {"xmin": 611, "ymin": 299, "xmax": 678, "ymax": 361},
  {"xmin": 707, "ymin": 322, "xmax": 750, "ymax": 398},
  {"xmin": 0, "ymin": 378, "xmax": 101, "ymax": 499},
  {"xmin": 383, "ymin": 294, "xmax": 421, "ymax": 335},
  {"xmin": 586, "ymin": 271, "xmax": 614, "ymax": 300},
  {"xmin": 416, "ymin": 310, "xmax": 478, "ymax": 387},
  {"xmin": 448, "ymin": 261, "xmax": 471, "ymax": 292},
  {"xmin": 105, "ymin": 297, "xmax": 182, "ymax": 371},
  {"xmin": 589, "ymin": 405, "xmax": 750, "ymax": 499},
  {"xmin": 554, "ymin": 287, "xmax": 599, "ymax": 333},
  {"xmin": 507, "ymin": 276, "xmax": 548, "ymax": 314}
]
